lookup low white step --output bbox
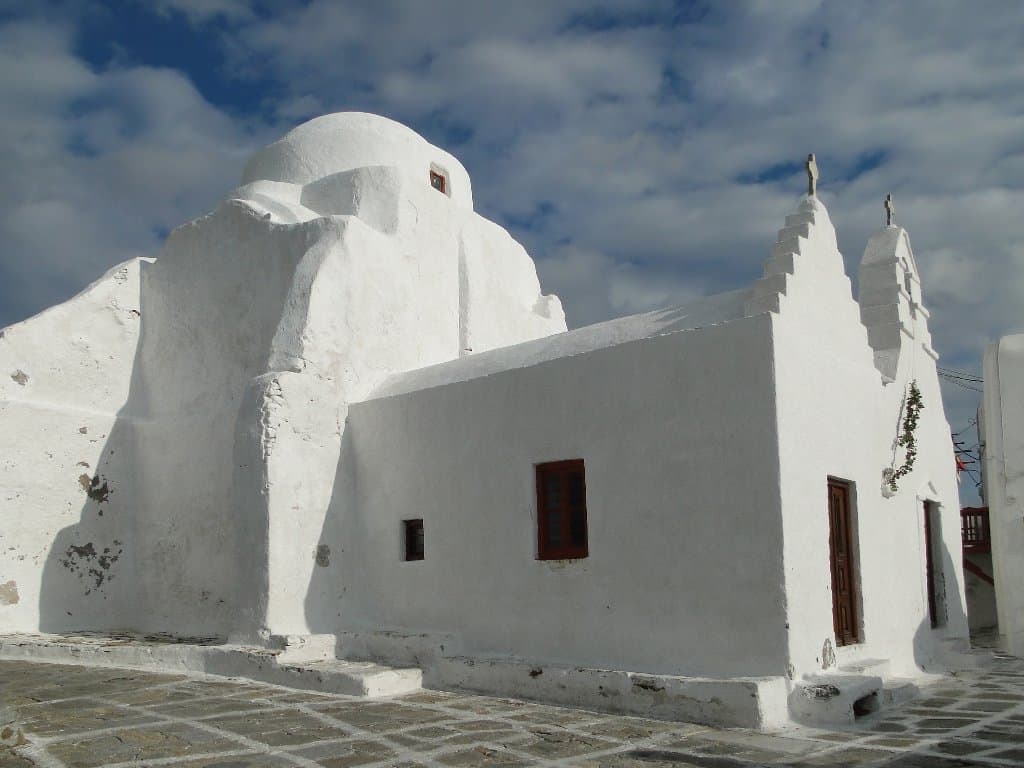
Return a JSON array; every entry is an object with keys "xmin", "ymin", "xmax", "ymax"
[
  {"xmin": 274, "ymin": 659, "xmax": 422, "ymax": 697},
  {"xmin": 838, "ymin": 657, "xmax": 891, "ymax": 677},
  {"xmin": 0, "ymin": 632, "xmax": 422, "ymax": 699},
  {"xmin": 791, "ymin": 674, "xmax": 885, "ymax": 726},
  {"xmin": 880, "ymin": 678, "xmax": 919, "ymax": 707},
  {"xmin": 433, "ymin": 655, "xmax": 788, "ymax": 730}
]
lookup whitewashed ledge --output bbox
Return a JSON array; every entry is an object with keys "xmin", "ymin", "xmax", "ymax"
[{"xmin": 0, "ymin": 632, "xmax": 421, "ymax": 698}]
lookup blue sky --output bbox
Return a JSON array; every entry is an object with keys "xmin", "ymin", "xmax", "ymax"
[{"xmin": 2, "ymin": 0, "xmax": 1022, "ymax": 496}]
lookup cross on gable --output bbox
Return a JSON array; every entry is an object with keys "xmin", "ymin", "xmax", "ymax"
[
  {"xmin": 805, "ymin": 153, "xmax": 819, "ymax": 197},
  {"xmin": 885, "ymin": 193, "xmax": 895, "ymax": 226}
]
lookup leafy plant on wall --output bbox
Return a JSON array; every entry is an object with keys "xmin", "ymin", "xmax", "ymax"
[{"xmin": 885, "ymin": 380, "xmax": 924, "ymax": 493}]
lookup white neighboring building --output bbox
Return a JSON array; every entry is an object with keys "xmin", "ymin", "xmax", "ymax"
[
  {"xmin": 0, "ymin": 113, "xmax": 970, "ymax": 728},
  {"xmin": 981, "ymin": 335, "xmax": 1024, "ymax": 655}
]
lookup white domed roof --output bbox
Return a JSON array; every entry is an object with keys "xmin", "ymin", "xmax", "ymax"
[{"xmin": 241, "ymin": 112, "xmax": 473, "ymax": 209}]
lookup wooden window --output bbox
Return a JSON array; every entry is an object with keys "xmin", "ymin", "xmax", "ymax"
[
  {"xmin": 429, "ymin": 170, "xmax": 447, "ymax": 194},
  {"xmin": 403, "ymin": 519, "xmax": 424, "ymax": 561},
  {"xmin": 536, "ymin": 459, "xmax": 588, "ymax": 560},
  {"xmin": 827, "ymin": 479, "xmax": 860, "ymax": 646}
]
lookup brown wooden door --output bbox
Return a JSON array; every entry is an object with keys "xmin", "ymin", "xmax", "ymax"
[{"xmin": 828, "ymin": 480, "xmax": 860, "ymax": 646}]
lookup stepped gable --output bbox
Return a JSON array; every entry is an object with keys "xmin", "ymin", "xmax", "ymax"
[
  {"xmin": 744, "ymin": 196, "xmax": 874, "ymax": 367},
  {"xmin": 858, "ymin": 223, "xmax": 937, "ymax": 381},
  {"xmin": 747, "ymin": 196, "xmax": 842, "ymax": 313}
]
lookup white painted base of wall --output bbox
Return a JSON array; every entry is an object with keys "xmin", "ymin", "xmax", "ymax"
[
  {"xmin": 268, "ymin": 633, "xmax": 337, "ymax": 663},
  {"xmin": 931, "ymin": 636, "xmax": 997, "ymax": 672},
  {"xmin": 0, "ymin": 633, "xmax": 421, "ymax": 698},
  {"xmin": 334, "ymin": 628, "xmax": 787, "ymax": 728},
  {"xmin": 339, "ymin": 629, "xmax": 459, "ymax": 668},
  {"xmin": 314, "ymin": 630, "xmax": 992, "ymax": 729},
  {"xmin": 2, "ymin": 631, "xmax": 993, "ymax": 730},
  {"xmin": 0, "ymin": 631, "xmax": 786, "ymax": 728},
  {"xmin": 429, "ymin": 656, "xmax": 789, "ymax": 730}
]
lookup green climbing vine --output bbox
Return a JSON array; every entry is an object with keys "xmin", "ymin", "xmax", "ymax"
[{"xmin": 886, "ymin": 380, "xmax": 924, "ymax": 493}]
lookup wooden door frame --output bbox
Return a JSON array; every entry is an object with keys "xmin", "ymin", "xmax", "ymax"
[
  {"xmin": 923, "ymin": 500, "xmax": 943, "ymax": 628},
  {"xmin": 827, "ymin": 478, "xmax": 862, "ymax": 646}
]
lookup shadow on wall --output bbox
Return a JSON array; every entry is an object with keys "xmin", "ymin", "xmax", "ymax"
[
  {"xmin": 304, "ymin": 419, "xmax": 357, "ymax": 637},
  {"xmin": 37, "ymin": 320, "xmax": 147, "ymax": 633},
  {"xmin": 788, "ymin": 535, "xmax": 974, "ymax": 726},
  {"xmin": 911, "ymin": 531, "xmax": 971, "ymax": 672}
]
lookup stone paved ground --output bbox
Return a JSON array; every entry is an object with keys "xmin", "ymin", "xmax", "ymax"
[{"xmin": 1, "ymin": 646, "xmax": 1022, "ymax": 768}]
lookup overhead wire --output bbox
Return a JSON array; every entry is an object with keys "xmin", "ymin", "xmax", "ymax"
[
  {"xmin": 938, "ymin": 375, "xmax": 983, "ymax": 393},
  {"xmin": 937, "ymin": 370, "xmax": 983, "ymax": 384},
  {"xmin": 937, "ymin": 365, "xmax": 984, "ymax": 381}
]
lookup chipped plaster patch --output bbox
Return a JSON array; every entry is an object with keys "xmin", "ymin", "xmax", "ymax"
[
  {"xmin": 315, "ymin": 544, "xmax": 331, "ymax": 567},
  {"xmin": 78, "ymin": 473, "xmax": 111, "ymax": 503},
  {"xmin": 10, "ymin": 370, "xmax": 28, "ymax": 386},
  {"xmin": 822, "ymin": 638, "xmax": 837, "ymax": 669},
  {"xmin": 58, "ymin": 541, "xmax": 123, "ymax": 594},
  {"xmin": 0, "ymin": 580, "xmax": 18, "ymax": 605}
]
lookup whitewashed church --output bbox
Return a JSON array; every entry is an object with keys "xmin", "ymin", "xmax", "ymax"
[{"xmin": 0, "ymin": 113, "xmax": 974, "ymax": 728}]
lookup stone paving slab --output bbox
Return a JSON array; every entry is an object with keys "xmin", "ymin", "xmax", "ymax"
[{"xmin": 2, "ymin": 642, "xmax": 1023, "ymax": 767}]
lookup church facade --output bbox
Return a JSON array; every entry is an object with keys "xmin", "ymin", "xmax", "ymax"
[{"xmin": 0, "ymin": 113, "xmax": 970, "ymax": 728}]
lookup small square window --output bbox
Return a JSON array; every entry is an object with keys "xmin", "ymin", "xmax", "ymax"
[
  {"xmin": 429, "ymin": 170, "xmax": 447, "ymax": 194},
  {"xmin": 536, "ymin": 459, "xmax": 588, "ymax": 560},
  {"xmin": 403, "ymin": 519, "xmax": 424, "ymax": 561}
]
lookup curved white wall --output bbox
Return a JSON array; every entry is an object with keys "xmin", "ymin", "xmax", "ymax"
[{"xmin": 241, "ymin": 112, "xmax": 474, "ymax": 210}]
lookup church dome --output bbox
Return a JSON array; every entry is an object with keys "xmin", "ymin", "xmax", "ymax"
[{"xmin": 240, "ymin": 112, "xmax": 473, "ymax": 209}]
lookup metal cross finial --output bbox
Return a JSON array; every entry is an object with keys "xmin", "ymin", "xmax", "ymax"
[
  {"xmin": 805, "ymin": 153, "xmax": 819, "ymax": 197},
  {"xmin": 885, "ymin": 193, "xmax": 895, "ymax": 226}
]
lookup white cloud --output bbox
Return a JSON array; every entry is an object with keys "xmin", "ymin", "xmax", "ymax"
[
  {"xmin": 226, "ymin": 2, "xmax": 1023, "ymax": 457},
  {"xmin": 149, "ymin": 0, "xmax": 255, "ymax": 24},
  {"xmin": 0, "ymin": 18, "xmax": 269, "ymax": 325},
  {"xmin": 4, "ymin": 1, "xmax": 1023, "ymax": 469},
  {"xmin": 537, "ymin": 244, "xmax": 704, "ymax": 328}
]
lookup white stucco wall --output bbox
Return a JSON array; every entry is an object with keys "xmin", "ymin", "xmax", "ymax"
[
  {"xmin": 982, "ymin": 333, "xmax": 1024, "ymax": 654},
  {"xmin": 341, "ymin": 314, "xmax": 789, "ymax": 679},
  {"xmin": 763, "ymin": 199, "xmax": 966, "ymax": 681},
  {"xmin": 0, "ymin": 259, "xmax": 147, "ymax": 631},
  {"xmin": 128, "ymin": 203, "xmax": 362, "ymax": 635},
  {"xmin": 964, "ymin": 552, "xmax": 998, "ymax": 631}
]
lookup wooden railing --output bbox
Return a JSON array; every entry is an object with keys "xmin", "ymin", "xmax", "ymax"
[{"xmin": 961, "ymin": 506, "xmax": 991, "ymax": 553}]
